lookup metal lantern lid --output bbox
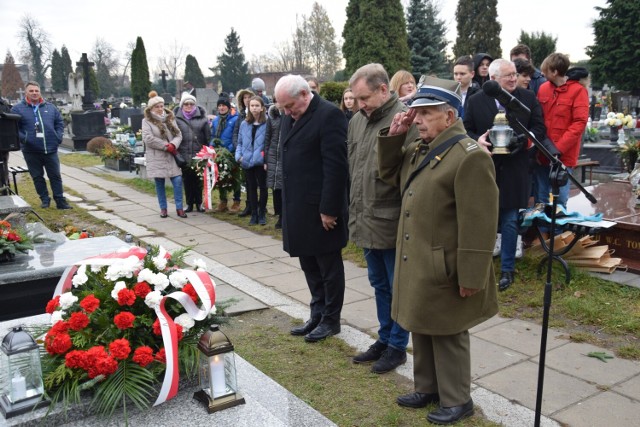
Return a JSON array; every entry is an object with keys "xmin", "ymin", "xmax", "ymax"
[
  {"xmin": 1, "ymin": 327, "xmax": 38, "ymax": 355},
  {"xmin": 197, "ymin": 325, "xmax": 234, "ymax": 357}
]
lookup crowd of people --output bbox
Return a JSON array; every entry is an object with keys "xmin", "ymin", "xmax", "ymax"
[{"xmin": 4, "ymin": 42, "xmax": 590, "ymax": 425}]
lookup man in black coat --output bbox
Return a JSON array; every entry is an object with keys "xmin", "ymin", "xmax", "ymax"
[
  {"xmin": 274, "ymin": 75, "xmax": 349, "ymax": 342},
  {"xmin": 463, "ymin": 59, "xmax": 546, "ymax": 292}
]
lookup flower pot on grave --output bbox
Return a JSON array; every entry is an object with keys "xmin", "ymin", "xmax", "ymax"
[
  {"xmin": 104, "ymin": 158, "xmax": 130, "ymax": 171},
  {"xmin": 609, "ymin": 126, "xmax": 619, "ymax": 145}
]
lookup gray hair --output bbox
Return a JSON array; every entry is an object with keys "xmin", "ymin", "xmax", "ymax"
[
  {"xmin": 274, "ymin": 75, "xmax": 310, "ymax": 98},
  {"xmin": 436, "ymin": 103, "xmax": 459, "ymax": 119},
  {"xmin": 488, "ymin": 59, "xmax": 513, "ymax": 78},
  {"xmin": 349, "ymin": 63, "xmax": 389, "ymax": 92},
  {"xmin": 25, "ymin": 80, "xmax": 40, "ymax": 89}
]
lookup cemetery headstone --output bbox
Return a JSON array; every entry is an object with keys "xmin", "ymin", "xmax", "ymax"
[
  {"xmin": 195, "ymin": 88, "xmax": 218, "ymax": 115},
  {"xmin": 159, "ymin": 70, "xmax": 173, "ymax": 105},
  {"xmin": 120, "ymin": 108, "xmax": 142, "ymax": 126},
  {"xmin": 129, "ymin": 114, "xmax": 144, "ymax": 134},
  {"xmin": 77, "ymin": 53, "xmax": 96, "ymax": 111}
]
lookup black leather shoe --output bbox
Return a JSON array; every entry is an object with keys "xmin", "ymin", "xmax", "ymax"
[
  {"xmin": 56, "ymin": 200, "xmax": 72, "ymax": 210},
  {"xmin": 304, "ymin": 323, "xmax": 340, "ymax": 342},
  {"xmin": 396, "ymin": 392, "xmax": 440, "ymax": 408},
  {"xmin": 353, "ymin": 341, "xmax": 387, "ymax": 364},
  {"xmin": 427, "ymin": 400, "xmax": 474, "ymax": 425},
  {"xmin": 197, "ymin": 205, "xmax": 206, "ymax": 213},
  {"xmin": 372, "ymin": 347, "xmax": 407, "ymax": 373},
  {"xmin": 238, "ymin": 204, "xmax": 251, "ymax": 217},
  {"xmin": 184, "ymin": 205, "xmax": 194, "ymax": 213},
  {"xmin": 498, "ymin": 271, "xmax": 514, "ymax": 292},
  {"xmin": 40, "ymin": 200, "xmax": 50, "ymax": 208},
  {"xmin": 290, "ymin": 318, "xmax": 320, "ymax": 336}
]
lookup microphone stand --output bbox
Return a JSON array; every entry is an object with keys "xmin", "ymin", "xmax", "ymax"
[{"xmin": 504, "ymin": 111, "xmax": 597, "ymax": 427}]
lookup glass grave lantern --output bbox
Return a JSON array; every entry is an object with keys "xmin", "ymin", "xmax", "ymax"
[
  {"xmin": 194, "ymin": 325, "xmax": 245, "ymax": 413},
  {"xmin": 0, "ymin": 327, "xmax": 49, "ymax": 419},
  {"xmin": 489, "ymin": 111, "xmax": 514, "ymax": 155}
]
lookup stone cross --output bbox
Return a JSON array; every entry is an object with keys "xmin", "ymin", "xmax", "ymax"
[
  {"xmin": 159, "ymin": 70, "xmax": 168, "ymax": 93},
  {"xmin": 76, "ymin": 53, "xmax": 96, "ymax": 110},
  {"xmin": 16, "ymin": 88, "xmax": 25, "ymax": 99}
]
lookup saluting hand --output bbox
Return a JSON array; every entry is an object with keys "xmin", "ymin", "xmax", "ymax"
[{"xmin": 389, "ymin": 109, "xmax": 416, "ymax": 136}]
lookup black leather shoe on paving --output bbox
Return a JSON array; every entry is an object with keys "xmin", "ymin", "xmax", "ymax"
[
  {"xmin": 498, "ymin": 271, "xmax": 514, "ymax": 292},
  {"xmin": 372, "ymin": 347, "xmax": 407, "ymax": 373},
  {"xmin": 56, "ymin": 200, "xmax": 72, "ymax": 210},
  {"xmin": 197, "ymin": 205, "xmax": 206, "ymax": 213},
  {"xmin": 184, "ymin": 205, "xmax": 194, "ymax": 213},
  {"xmin": 396, "ymin": 392, "xmax": 440, "ymax": 408},
  {"xmin": 290, "ymin": 318, "xmax": 321, "ymax": 336},
  {"xmin": 304, "ymin": 323, "xmax": 340, "ymax": 342},
  {"xmin": 427, "ymin": 400, "xmax": 474, "ymax": 425},
  {"xmin": 353, "ymin": 341, "xmax": 387, "ymax": 364}
]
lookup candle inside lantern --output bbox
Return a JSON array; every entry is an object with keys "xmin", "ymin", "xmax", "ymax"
[
  {"xmin": 209, "ymin": 355, "xmax": 226, "ymax": 398},
  {"xmin": 11, "ymin": 372, "xmax": 26, "ymax": 401}
]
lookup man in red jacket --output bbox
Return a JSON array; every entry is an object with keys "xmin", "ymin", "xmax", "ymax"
[{"xmin": 535, "ymin": 53, "xmax": 589, "ymax": 207}]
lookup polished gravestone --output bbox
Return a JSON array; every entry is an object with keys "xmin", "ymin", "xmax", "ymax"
[
  {"xmin": 63, "ymin": 111, "xmax": 107, "ymax": 151},
  {"xmin": 0, "ymin": 195, "xmax": 33, "ymax": 228},
  {"xmin": 0, "ymin": 235, "xmax": 129, "ymax": 321},
  {"xmin": 567, "ymin": 180, "xmax": 640, "ymax": 272},
  {"xmin": 120, "ymin": 108, "xmax": 142, "ymax": 127}
]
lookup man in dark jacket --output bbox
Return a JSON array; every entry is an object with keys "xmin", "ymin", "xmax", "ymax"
[
  {"xmin": 275, "ymin": 74, "xmax": 349, "ymax": 343},
  {"xmin": 11, "ymin": 81, "xmax": 71, "ymax": 209},
  {"xmin": 464, "ymin": 59, "xmax": 547, "ymax": 292}
]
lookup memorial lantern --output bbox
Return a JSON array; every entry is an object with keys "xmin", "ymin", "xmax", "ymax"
[
  {"xmin": 0, "ymin": 327, "xmax": 49, "ymax": 419},
  {"xmin": 489, "ymin": 111, "xmax": 514, "ymax": 155},
  {"xmin": 194, "ymin": 325, "xmax": 245, "ymax": 413}
]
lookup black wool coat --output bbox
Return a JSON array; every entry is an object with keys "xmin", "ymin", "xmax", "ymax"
[
  {"xmin": 463, "ymin": 87, "xmax": 546, "ymax": 209},
  {"xmin": 279, "ymin": 94, "xmax": 349, "ymax": 257}
]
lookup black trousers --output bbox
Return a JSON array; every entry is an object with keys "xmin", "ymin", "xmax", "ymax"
[
  {"xmin": 182, "ymin": 166, "xmax": 202, "ymax": 207},
  {"xmin": 298, "ymin": 250, "xmax": 345, "ymax": 325},
  {"xmin": 272, "ymin": 188, "xmax": 282, "ymax": 216},
  {"xmin": 245, "ymin": 166, "xmax": 267, "ymax": 213}
]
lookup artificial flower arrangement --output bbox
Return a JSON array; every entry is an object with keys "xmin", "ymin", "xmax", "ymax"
[
  {"xmin": 605, "ymin": 112, "xmax": 635, "ymax": 128},
  {"xmin": 0, "ymin": 219, "xmax": 36, "ymax": 261},
  {"xmin": 39, "ymin": 245, "xmax": 221, "ymax": 418},
  {"xmin": 614, "ymin": 137, "xmax": 640, "ymax": 172},
  {"xmin": 100, "ymin": 141, "xmax": 132, "ymax": 161}
]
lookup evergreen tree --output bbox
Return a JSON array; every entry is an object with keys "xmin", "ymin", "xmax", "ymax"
[
  {"xmin": 305, "ymin": 2, "xmax": 341, "ymax": 80},
  {"xmin": 89, "ymin": 67, "xmax": 100, "ymax": 100},
  {"xmin": 216, "ymin": 28, "xmax": 250, "ymax": 93},
  {"xmin": 517, "ymin": 31, "xmax": 557, "ymax": 67},
  {"xmin": 50, "ymin": 49, "xmax": 66, "ymax": 92},
  {"xmin": 183, "ymin": 54, "xmax": 206, "ymax": 88},
  {"xmin": 453, "ymin": 0, "xmax": 502, "ymax": 59},
  {"xmin": 61, "ymin": 46, "xmax": 73, "ymax": 91},
  {"xmin": 587, "ymin": 0, "xmax": 640, "ymax": 90},
  {"xmin": 1, "ymin": 51, "xmax": 24, "ymax": 100},
  {"xmin": 406, "ymin": 0, "xmax": 448, "ymax": 76},
  {"xmin": 130, "ymin": 37, "xmax": 151, "ymax": 106},
  {"xmin": 342, "ymin": 0, "xmax": 411, "ymax": 76}
]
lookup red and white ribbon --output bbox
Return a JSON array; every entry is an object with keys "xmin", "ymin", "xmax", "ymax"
[
  {"xmin": 153, "ymin": 269, "xmax": 216, "ymax": 406},
  {"xmin": 195, "ymin": 146, "xmax": 218, "ymax": 210}
]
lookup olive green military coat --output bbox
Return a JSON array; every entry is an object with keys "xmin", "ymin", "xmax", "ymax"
[{"xmin": 378, "ymin": 119, "xmax": 499, "ymax": 336}]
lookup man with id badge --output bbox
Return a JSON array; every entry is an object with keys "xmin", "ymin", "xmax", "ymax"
[{"xmin": 12, "ymin": 81, "xmax": 71, "ymax": 209}]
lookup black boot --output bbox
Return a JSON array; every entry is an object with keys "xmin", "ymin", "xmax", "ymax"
[
  {"xmin": 275, "ymin": 215, "xmax": 282, "ymax": 229},
  {"xmin": 258, "ymin": 208, "xmax": 267, "ymax": 225},
  {"xmin": 238, "ymin": 203, "xmax": 251, "ymax": 217},
  {"xmin": 249, "ymin": 210, "xmax": 258, "ymax": 225},
  {"xmin": 498, "ymin": 271, "xmax": 514, "ymax": 292}
]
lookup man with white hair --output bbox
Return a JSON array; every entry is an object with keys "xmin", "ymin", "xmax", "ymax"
[
  {"xmin": 463, "ymin": 59, "xmax": 547, "ymax": 292},
  {"xmin": 274, "ymin": 75, "xmax": 349, "ymax": 343}
]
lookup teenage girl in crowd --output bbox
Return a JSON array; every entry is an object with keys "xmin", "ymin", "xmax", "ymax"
[
  {"xmin": 340, "ymin": 88, "xmax": 359, "ymax": 121},
  {"xmin": 236, "ymin": 96, "xmax": 268, "ymax": 225}
]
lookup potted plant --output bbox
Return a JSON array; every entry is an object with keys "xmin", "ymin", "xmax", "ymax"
[
  {"xmin": 613, "ymin": 136, "xmax": 640, "ymax": 173},
  {"xmin": 100, "ymin": 141, "xmax": 132, "ymax": 171}
]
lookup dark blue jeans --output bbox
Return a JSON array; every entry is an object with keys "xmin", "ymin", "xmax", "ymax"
[
  {"xmin": 22, "ymin": 150, "xmax": 64, "ymax": 203},
  {"xmin": 363, "ymin": 248, "xmax": 409, "ymax": 351}
]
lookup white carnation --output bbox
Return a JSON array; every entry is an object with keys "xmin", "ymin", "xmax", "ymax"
[
  {"xmin": 169, "ymin": 270, "xmax": 188, "ymax": 289},
  {"xmin": 193, "ymin": 258, "xmax": 207, "ymax": 271},
  {"xmin": 144, "ymin": 291, "xmax": 163, "ymax": 309},
  {"xmin": 137, "ymin": 268, "xmax": 155, "ymax": 283},
  {"xmin": 152, "ymin": 272, "xmax": 170, "ymax": 291},
  {"xmin": 152, "ymin": 247, "xmax": 169, "ymax": 270},
  {"xmin": 72, "ymin": 264, "xmax": 88, "ymax": 287},
  {"xmin": 51, "ymin": 310, "xmax": 66, "ymax": 324},
  {"xmin": 174, "ymin": 314, "xmax": 195, "ymax": 332},
  {"xmin": 59, "ymin": 292, "xmax": 78, "ymax": 310},
  {"xmin": 111, "ymin": 281, "xmax": 127, "ymax": 300}
]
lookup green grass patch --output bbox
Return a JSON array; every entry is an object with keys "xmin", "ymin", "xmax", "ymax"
[{"xmin": 59, "ymin": 152, "xmax": 102, "ymax": 168}]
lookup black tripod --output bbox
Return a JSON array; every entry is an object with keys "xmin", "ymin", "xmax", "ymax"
[{"xmin": 505, "ymin": 112, "xmax": 597, "ymax": 426}]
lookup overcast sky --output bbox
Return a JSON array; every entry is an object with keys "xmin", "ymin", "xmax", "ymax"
[{"xmin": 0, "ymin": 0, "xmax": 606, "ymax": 80}]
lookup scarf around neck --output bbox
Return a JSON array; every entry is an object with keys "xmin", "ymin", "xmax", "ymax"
[
  {"xmin": 182, "ymin": 106, "xmax": 197, "ymax": 120},
  {"xmin": 215, "ymin": 111, "xmax": 228, "ymax": 139}
]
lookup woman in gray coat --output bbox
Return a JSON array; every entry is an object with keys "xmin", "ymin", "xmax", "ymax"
[
  {"xmin": 264, "ymin": 102, "xmax": 283, "ymax": 228},
  {"xmin": 142, "ymin": 92, "xmax": 185, "ymax": 218}
]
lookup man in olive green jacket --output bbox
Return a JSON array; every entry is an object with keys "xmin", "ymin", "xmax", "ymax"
[
  {"xmin": 377, "ymin": 77, "xmax": 498, "ymax": 425},
  {"xmin": 348, "ymin": 64, "xmax": 420, "ymax": 374}
]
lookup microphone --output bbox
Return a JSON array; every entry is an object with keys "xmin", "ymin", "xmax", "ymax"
[{"xmin": 482, "ymin": 80, "xmax": 531, "ymax": 114}]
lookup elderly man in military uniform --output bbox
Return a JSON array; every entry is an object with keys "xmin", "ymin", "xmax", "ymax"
[{"xmin": 377, "ymin": 77, "xmax": 499, "ymax": 425}]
